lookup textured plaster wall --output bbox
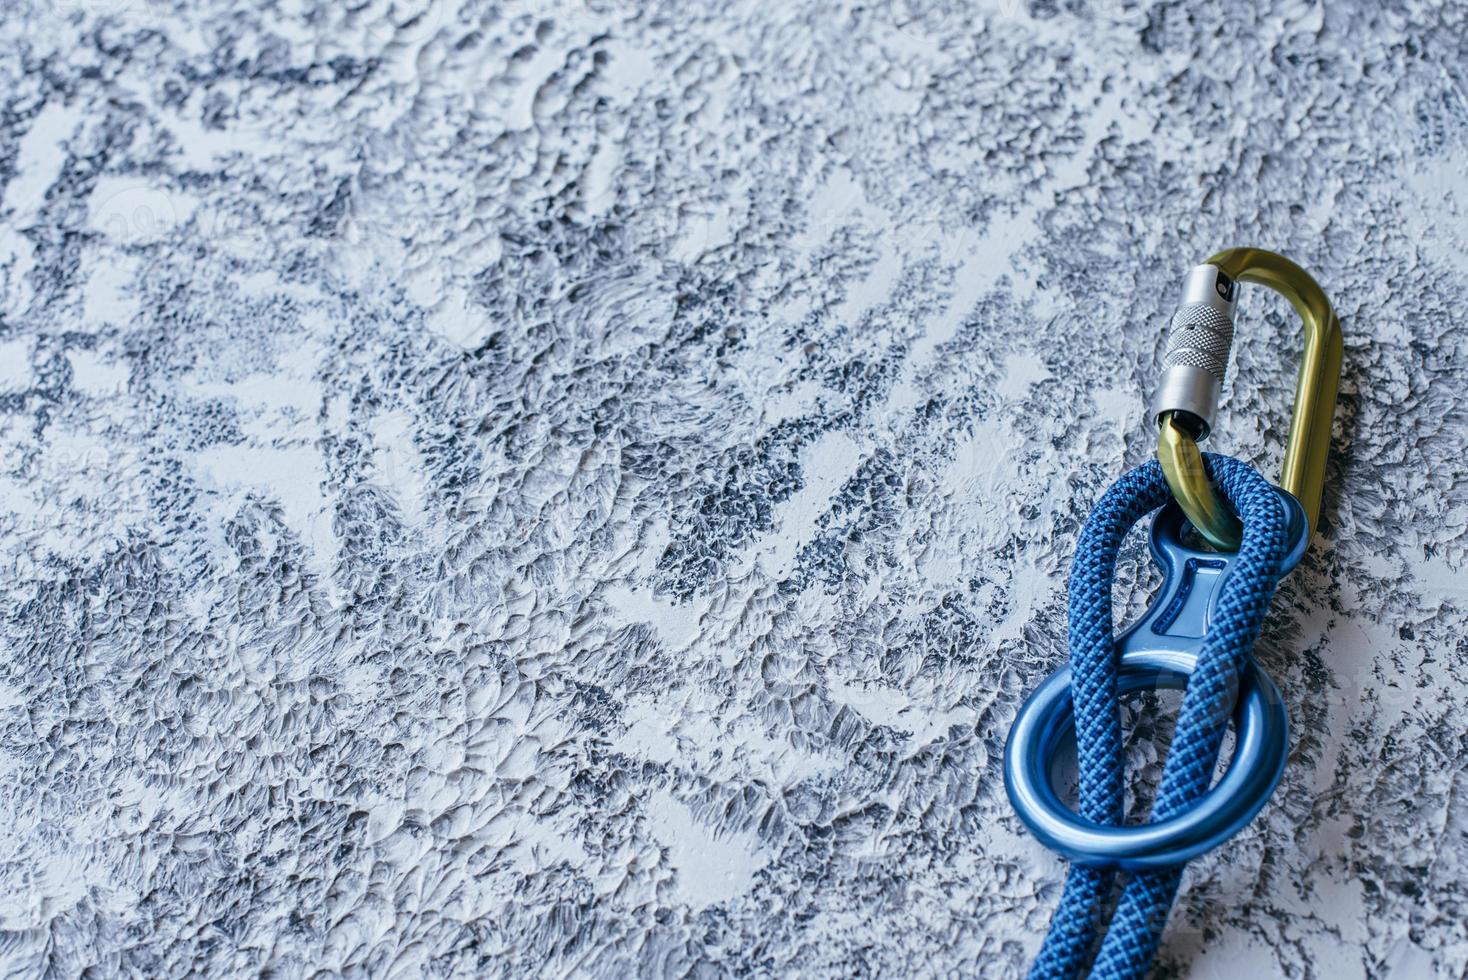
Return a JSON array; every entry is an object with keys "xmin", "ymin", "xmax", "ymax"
[{"xmin": 0, "ymin": 0, "xmax": 1466, "ymax": 976}]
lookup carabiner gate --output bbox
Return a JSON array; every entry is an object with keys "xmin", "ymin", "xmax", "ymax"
[{"xmin": 1150, "ymin": 248, "xmax": 1344, "ymax": 550}]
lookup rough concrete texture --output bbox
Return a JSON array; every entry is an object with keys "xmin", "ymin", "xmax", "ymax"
[{"xmin": 0, "ymin": 0, "xmax": 1465, "ymax": 976}]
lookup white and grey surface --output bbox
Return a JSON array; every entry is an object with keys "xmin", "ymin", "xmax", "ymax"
[{"xmin": 0, "ymin": 0, "xmax": 1465, "ymax": 976}]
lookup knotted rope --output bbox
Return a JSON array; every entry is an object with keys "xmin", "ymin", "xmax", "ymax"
[{"xmin": 1029, "ymin": 454, "xmax": 1289, "ymax": 979}]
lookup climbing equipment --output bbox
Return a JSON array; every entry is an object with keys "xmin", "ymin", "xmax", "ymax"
[
  {"xmin": 1152, "ymin": 248, "xmax": 1343, "ymax": 551},
  {"xmin": 1004, "ymin": 249, "xmax": 1343, "ymax": 978},
  {"xmin": 1006, "ymin": 250, "xmax": 1342, "ymax": 977}
]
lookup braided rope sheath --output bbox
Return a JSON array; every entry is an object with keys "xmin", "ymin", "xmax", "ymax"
[{"xmin": 1028, "ymin": 455, "xmax": 1290, "ymax": 980}]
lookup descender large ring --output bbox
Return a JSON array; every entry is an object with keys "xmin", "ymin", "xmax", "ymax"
[{"xmin": 1003, "ymin": 488, "xmax": 1308, "ymax": 871}]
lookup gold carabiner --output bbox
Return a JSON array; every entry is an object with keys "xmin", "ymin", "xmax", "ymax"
[{"xmin": 1154, "ymin": 248, "xmax": 1344, "ymax": 551}]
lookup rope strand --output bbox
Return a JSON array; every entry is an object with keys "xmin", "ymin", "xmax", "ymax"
[{"xmin": 1028, "ymin": 455, "xmax": 1289, "ymax": 979}]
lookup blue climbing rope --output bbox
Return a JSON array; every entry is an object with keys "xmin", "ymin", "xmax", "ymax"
[{"xmin": 1027, "ymin": 454, "xmax": 1291, "ymax": 979}]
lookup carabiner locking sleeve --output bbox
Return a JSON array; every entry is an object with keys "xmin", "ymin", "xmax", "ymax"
[{"xmin": 1150, "ymin": 248, "xmax": 1344, "ymax": 550}]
